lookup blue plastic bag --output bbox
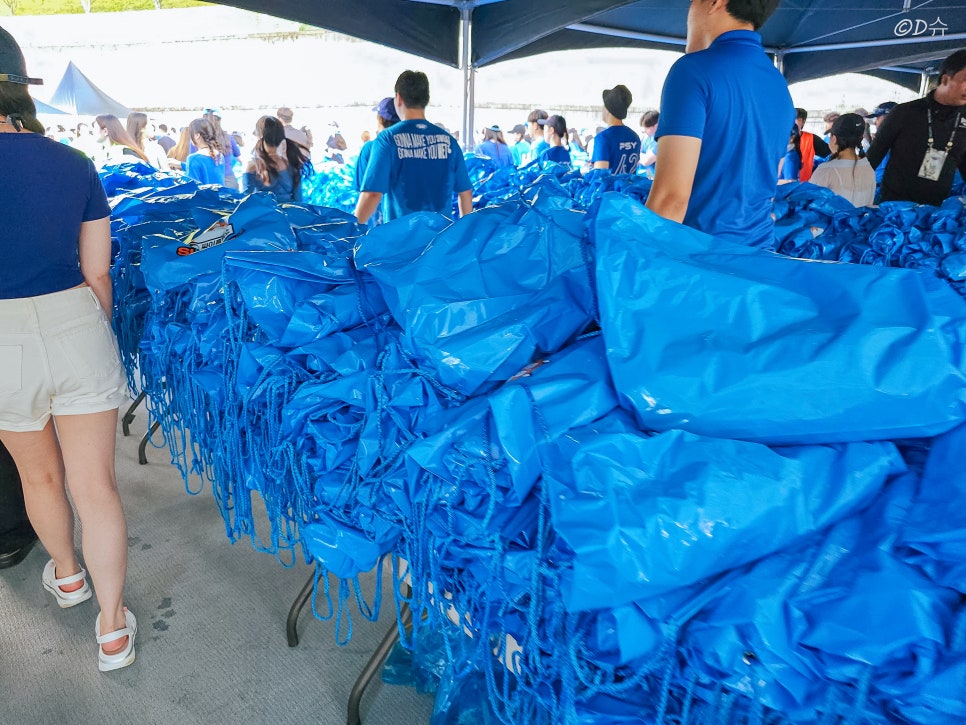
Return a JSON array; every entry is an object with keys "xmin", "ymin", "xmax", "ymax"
[
  {"xmin": 222, "ymin": 250, "xmax": 386, "ymax": 346},
  {"xmin": 358, "ymin": 193, "xmax": 595, "ymax": 395},
  {"xmin": 405, "ymin": 335, "xmax": 617, "ymax": 516},
  {"xmin": 594, "ymin": 193, "xmax": 966, "ymax": 444},
  {"xmin": 141, "ymin": 193, "xmax": 297, "ymax": 296},
  {"xmin": 895, "ymin": 422, "xmax": 966, "ymax": 592},
  {"xmin": 544, "ymin": 424, "xmax": 904, "ymax": 611}
]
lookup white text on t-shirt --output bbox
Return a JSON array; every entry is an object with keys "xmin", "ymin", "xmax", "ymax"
[{"xmin": 395, "ymin": 132, "xmax": 453, "ymax": 160}]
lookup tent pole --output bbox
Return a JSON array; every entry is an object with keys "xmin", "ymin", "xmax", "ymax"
[
  {"xmin": 918, "ymin": 70, "xmax": 930, "ymax": 97},
  {"xmin": 460, "ymin": 4, "xmax": 475, "ymax": 151},
  {"xmin": 773, "ymin": 50, "xmax": 785, "ymax": 75}
]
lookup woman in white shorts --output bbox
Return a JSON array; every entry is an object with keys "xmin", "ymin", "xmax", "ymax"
[{"xmin": 0, "ymin": 28, "xmax": 136, "ymax": 672}]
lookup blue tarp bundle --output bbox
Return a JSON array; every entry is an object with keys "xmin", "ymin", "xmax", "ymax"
[{"xmin": 104, "ymin": 162, "xmax": 966, "ymax": 725}]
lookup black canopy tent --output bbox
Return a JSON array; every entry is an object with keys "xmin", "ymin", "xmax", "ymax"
[{"xmin": 207, "ymin": 0, "xmax": 965, "ymax": 141}]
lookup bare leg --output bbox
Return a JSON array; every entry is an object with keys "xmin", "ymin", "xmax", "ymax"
[
  {"xmin": 55, "ymin": 410, "xmax": 128, "ymax": 651},
  {"xmin": 0, "ymin": 421, "xmax": 83, "ymax": 590}
]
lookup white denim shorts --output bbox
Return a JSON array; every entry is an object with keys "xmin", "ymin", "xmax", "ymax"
[{"xmin": 0, "ymin": 286, "xmax": 129, "ymax": 432}]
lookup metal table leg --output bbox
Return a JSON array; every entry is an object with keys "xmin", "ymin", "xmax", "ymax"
[
  {"xmin": 346, "ymin": 600, "xmax": 412, "ymax": 725},
  {"xmin": 286, "ymin": 571, "xmax": 316, "ymax": 648},
  {"xmin": 138, "ymin": 420, "xmax": 161, "ymax": 465},
  {"xmin": 286, "ymin": 563, "xmax": 413, "ymax": 724},
  {"xmin": 121, "ymin": 392, "xmax": 146, "ymax": 437}
]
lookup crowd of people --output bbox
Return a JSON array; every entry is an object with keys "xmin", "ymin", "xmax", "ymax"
[
  {"xmin": 34, "ymin": 54, "xmax": 965, "ymax": 224},
  {"xmin": 42, "ymin": 107, "xmax": 324, "ymax": 202}
]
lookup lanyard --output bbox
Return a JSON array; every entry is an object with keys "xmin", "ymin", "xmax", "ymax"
[{"xmin": 927, "ymin": 105, "xmax": 962, "ymax": 152}]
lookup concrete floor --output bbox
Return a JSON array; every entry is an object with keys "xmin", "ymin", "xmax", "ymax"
[{"xmin": 0, "ymin": 409, "xmax": 435, "ymax": 725}]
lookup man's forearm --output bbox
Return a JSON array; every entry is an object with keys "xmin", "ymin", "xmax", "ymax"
[
  {"xmin": 458, "ymin": 189, "xmax": 473, "ymax": 217},
  {"xmin": 354, "ymin": 191, "xmax": 383, "ymax": 224},
  {"xmin": 643, "ymin": 134, "xmax": 701, "ymax": 224}
]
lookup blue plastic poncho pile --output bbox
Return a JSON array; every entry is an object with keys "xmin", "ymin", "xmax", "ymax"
[{"xmin": 105, "ymin": 161, "xmax": 966, "ymax": 725}]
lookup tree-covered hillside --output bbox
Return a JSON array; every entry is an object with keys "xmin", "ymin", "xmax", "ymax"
[{"xmin": 1, "ymin": 0, "xmax": 205, "ymax": 15}]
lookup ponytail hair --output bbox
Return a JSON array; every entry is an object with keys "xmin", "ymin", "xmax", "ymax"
[
  {"xmin": 828, "ymin": 113, "xmax": 867, "ymax": 161},
  {"xmin": 188, "ymin": 117, "xmax": 223, "ymax": 163}
]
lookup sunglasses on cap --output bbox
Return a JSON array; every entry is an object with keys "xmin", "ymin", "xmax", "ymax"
[{"xmin": 0, "ymin": 72, "xmax": 42, "ymax": 85}]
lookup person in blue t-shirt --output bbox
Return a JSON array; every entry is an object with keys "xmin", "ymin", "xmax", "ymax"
[
  {"xmin": 183, "ymin": 117, "xmax": 225, "ymax": 186},
  {"xmin": 638, "ymin": 110, "xmax": 659, "ymax": 178},
  {"xmin": 539, "ymin": 115, "xmax": 571, "ymax": 164},
  {"xmin": 477, "ymin": 125, "xmax": 514, "ymax": 169},
  {"xmin": 864, "ymin": 102, "xmax": 896, "ymax": 190},
  {"xmin": 645, "ymin": 0, "xmax": 794, "ymax": 247},
  {"xmin": 527, "ymin": 109, "xmax": 550, "ymax": 162},
  {"xmin": 509, "ymin": 124, "xmax": 530, "ymax": 166},
  {"xmin": 355, "ymin": 97, "xmax": 401, "ymax": 192},
  {"xmin": 592, "ymin": 85, "xmax": 642, "ymax": 175},
  {"xmin": 355, "ymin": 70, "xmax": 472, "ymax": 225},
  {"xmin": 778, "ymin": 125, "xmax": 802, "ymax": 182},
  {"xmin": 241, "ymin": 116, "xmax": 311, "ymax": 202}
]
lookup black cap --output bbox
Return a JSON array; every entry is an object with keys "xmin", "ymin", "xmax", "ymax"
[
  {"xmin": 545, "ymin": 114, "xmax": 567, "ymax": 138},
  {"xmin": 510, "ymin": 123, "xmax": 526, "ymax": 135},
  {"xmin": 0, "ymin": 27, "xmax": 43, "ymax": 85},
  {"xmin": 831, "ymin": 113, "xmax": 866, "ymax": 139},
  {"xmin": 602, "ymin": 84, "xmax": 632, "ymax": 120}
]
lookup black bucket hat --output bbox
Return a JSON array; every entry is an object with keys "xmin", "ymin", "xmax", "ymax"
[
  {"xmin": 0, "ymin": 26, "xmax": 43, "ymax": 85},
  {"xmin": 602, "ymin": 84, "xmax": 632, "ymax": 120}
]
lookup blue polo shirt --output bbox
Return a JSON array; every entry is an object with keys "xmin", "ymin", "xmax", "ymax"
[
  {"xmin": 360, "ymin": 119, "xmax": 472, "ymax": 222},
  {"xmin": 656, "ymin": 30, "xmax": 794, "ymax": 246},
  {"xmin": 0, "ymin": 133, "xmax": 111, "ymax": 299},
  {"xmin": 592, "ymin": 124, "xmax": 641, "ymax": 174}
]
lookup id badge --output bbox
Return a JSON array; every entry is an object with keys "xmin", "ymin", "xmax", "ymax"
[{"xmin": 918, "ymin": 148, "xmax": 947, "ymax": 181}]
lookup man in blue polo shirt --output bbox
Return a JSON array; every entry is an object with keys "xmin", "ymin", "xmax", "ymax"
[
  {"xmin": 355, "ymin": 70, "xmax": 472, "ymax": 225},
  {"xmin": 645, "ymin": 0, "xmax": 793, "ymax": 247},
  {"xmin": 592, "ymin": 84, "xmax": 641, "ymax": 175}
]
